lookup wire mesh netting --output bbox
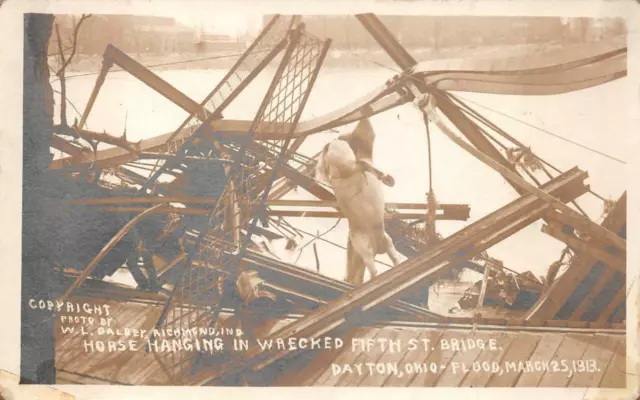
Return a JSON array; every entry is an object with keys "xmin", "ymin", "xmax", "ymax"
[{"xmin": 149, "ymin": 22, "xmax": 329, "ymax": 384}]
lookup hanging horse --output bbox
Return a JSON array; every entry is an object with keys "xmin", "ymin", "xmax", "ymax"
[{"xmin": 315, "ymin": 118, "xmax": 403, "ymax": 285}]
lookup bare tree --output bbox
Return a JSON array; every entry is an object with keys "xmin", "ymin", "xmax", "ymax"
[
  {"xmin": 51, "ymin": 14, "xmax": 141, "ymax": 157},
  {"xmin": 53, "ymin": 14, "xmax": 91, "ymax": 128}
]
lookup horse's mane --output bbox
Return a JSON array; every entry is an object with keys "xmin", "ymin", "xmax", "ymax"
[{"xmin": 314, "ymin": 143, "xmax": 332, "ymax": 184}]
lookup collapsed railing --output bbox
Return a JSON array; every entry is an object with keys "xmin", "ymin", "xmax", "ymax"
[{"xmin": 51, "ymin": 13, "xmax": 627, "ymax": 386}]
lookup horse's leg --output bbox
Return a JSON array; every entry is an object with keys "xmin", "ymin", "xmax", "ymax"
[
  {"xmin": 345, "ymin": 238, "xmax": 355, "ymax": 284},
  {"xmin": 350, "ymin": 231, "xmax": 377, "ymax": 281},
  {"xmin": 347, "ymin": 237, "xmax": 367, "ymax": 285},
  {"xmin": 382, "ymin": 232, "xmax": 403, "ymax": 266}
]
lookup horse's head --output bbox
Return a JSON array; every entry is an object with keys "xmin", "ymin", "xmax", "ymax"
[{"xmin": 314, "ymin": 140, "xmax": 359, "ymax": 184}]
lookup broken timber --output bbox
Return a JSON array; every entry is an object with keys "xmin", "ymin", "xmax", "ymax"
[
  {"xmin": 193, "ymin": 167, "xmax": 588, "ymax": 385},
  {"xmin": 526, "ymin": 192, "xmax": 627, "ymax": 321}
]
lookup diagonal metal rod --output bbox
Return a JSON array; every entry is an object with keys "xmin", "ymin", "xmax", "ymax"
[
  {"xmin": 58, "ymin": 203, "xmax": 167, "ymax": 303},
  {"xmin": 422, "ymin": 99, "xmax": 626, "ymax": 252}
]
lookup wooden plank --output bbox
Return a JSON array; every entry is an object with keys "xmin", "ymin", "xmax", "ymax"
[
  {"xmin": 56, "ymin": 301, "xmax": 157, "ymax": 374},
  {"xmin": 359, "ymin": 328, "xmax": 424, "ymax": 387},
  {"xmin": 545, "ymin": 210, "xmax": 627, "ymax": 252},
  {"xmin": 337, "ymin": 328, "xmax": 402, "ymax": 387},
  {"xmin": 611, "ymin": 302, "xmax": 625, "ymax": 323},
  {"xmin": 527, "ymin": 193, "xmax": 626, "ymax": 321},
  {"xmin": 598, "ymin": 337, "xmax": 627, "ymax": 388},
  {"xmin": 569, "ymin": 268, "xmax": 616, "ymax": 321},
  {"xmin": 331, "ymin": 328, "xmax": 388, "ymax": 387},
  {"xmin": 461, "ymin": 331, "xmax": 517, "ymax": 387},
  {"xmin": 106, "ymin": 307, "xmax": 164, "ymax": 383},
  {"xmin": 57, "ymin": 369, "xmax": 113, "ymax": 385},
  {"xmin": 80, "ymin": 313, "xmax": 152, "ymax": 379},
  {"xmin": 407, "ymin": 329, "xmax": 460, "ymax": 387},
  {"xmin": 56, "ymin": 301, "xmax": 141, "ymax": 370},
  {"xmin": 486, "ymin": 332, "xmax": 542, "ymax": 387},
  {"xmin": 107, "ymin": 351, "xmax": 158, "ymax": 384},
  {"xmin": 123, "ymin": 352, "xmax": 170, "ymax": 385},
  {"xmin": 434, "ymin": 330, "xmax": 494, "ymax": 387},
  {"xmin": 277, "ymin": 327, "xmax": 371, "ymax": 386},
  {"xmin": 314, "ymin": 327, "xmax": 380, "ymax": 386},
  {"xmin": 568, "ymin": 334, "xmax": 621, "ymax": 387},
  {"xmin": 515, "ymin": 332, "xmax": 565, "ymax": 387},
  {"xmin": 542, "ymin": 224, "xmax": 625, "ymax": 272},
  {"xmin": 537, "ymin": 333, "xmax": 592, "ymax": 387},
  {"xmin": 598, "ymin": 288, "xmax": 626, "ymax": 323},
  {"xmin": 383, "ymin": 329, "xmax": 445, "ymax": 387},
  {"xmin": 61, "ymin": 304, "xmax": 152, "ymax": 379}
]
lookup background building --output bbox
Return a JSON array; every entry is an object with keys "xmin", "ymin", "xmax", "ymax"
[
  {"xmin": 261, "ymin": 15, "xmax": 626, "ymax": 50},
  {"xmin": 51, "ymin": 15, "xmax": 198, "ymax": 56}
]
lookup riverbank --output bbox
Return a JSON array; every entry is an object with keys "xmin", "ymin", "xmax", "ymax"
[{"xmin": 51, "ymin": 41, "xmax": 579, "ymax": 76}]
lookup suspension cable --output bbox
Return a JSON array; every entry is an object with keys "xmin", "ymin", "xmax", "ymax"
[
  {"xmin": 448, "ymin": 92, "xmax": 608, "ymax": 210},
  {"xmin": 422, "ymin": 111, "xmax": 434, "ymax": 193}
]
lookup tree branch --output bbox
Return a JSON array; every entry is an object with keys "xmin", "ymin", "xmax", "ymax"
[
  {"xmin": 53, "ymin": 14, "xmax": 91, "ymax": 127},
  {"xmin": 56, "ymin": 14, "xmax": 91, "ymax": 74}
]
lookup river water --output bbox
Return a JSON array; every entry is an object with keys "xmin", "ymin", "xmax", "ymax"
[{"xmin": 52, "ymin": 65, "xmax": 629, "ymax": 308}]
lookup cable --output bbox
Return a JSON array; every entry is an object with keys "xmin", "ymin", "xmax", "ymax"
[
  {"xmin": 454, "ymin": 102, "xmax": 591, "ymax": 217},
  {"xmin": 454, "ymin": 94, "xmax": 627, "ymax": 165},
  {"xmin": 293, "ymin": 218, "xmax": 342, "ymax": 264},
  {"xmin": 290, "ymin": 223, "xmax": 395, "ymax": 269},
  {"xmin": 422, "ymin": 111, "xmax": 433, "ymax": 193},
  {"xmin": 450, "ymin": 91, "xmax": 611, "ymax": 206},
  {"xmin": 53, "ymin": 49, "xmax": 270, "ymax": 82}
]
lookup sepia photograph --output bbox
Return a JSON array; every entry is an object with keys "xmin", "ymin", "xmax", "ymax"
[{"xmin": 13, "ymin": 5, "xmax": 633, "ymax": 393}]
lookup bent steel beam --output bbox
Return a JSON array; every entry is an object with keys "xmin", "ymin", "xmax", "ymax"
[
  {"xmin": 355, "ymin": 14, "xmax": 418, "ymax": 71},
  {"xmin": 104, "ymin": 45, "xmax": 204, "ymax": 118},
  {"xmin": 241, "ymin": 250, "xmax": 444, "ymax": 322},
  {"xmin": 49, "ymin": 84, "xmax": 406, "ymax": 170},
  {"xmin": 50, "ymin": 42, "xmax": 626, "ymax": 170},
  {"xmin": 58, "ymin": 203, "xmax": 168, "ymax": 303},
  {"xmin": 88, "ymin": 206, "xmax": 457, "ymax": 221},
  {"xmin": 193, "ymin": 167, "xmax": 588, "ymax": 385},
  {"xmin": 62, "ymin": 196, "xmax": 468, "ymax": 213}
]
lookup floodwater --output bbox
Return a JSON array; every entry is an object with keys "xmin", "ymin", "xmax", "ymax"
[{"xmin": 52, "ymin": 64, "xmax": 630, "ymax": 311}]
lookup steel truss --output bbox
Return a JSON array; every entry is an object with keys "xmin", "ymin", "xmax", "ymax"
[{"xmin": 51, "ymin": 13, "xmax": 628, "ymax": 386}]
